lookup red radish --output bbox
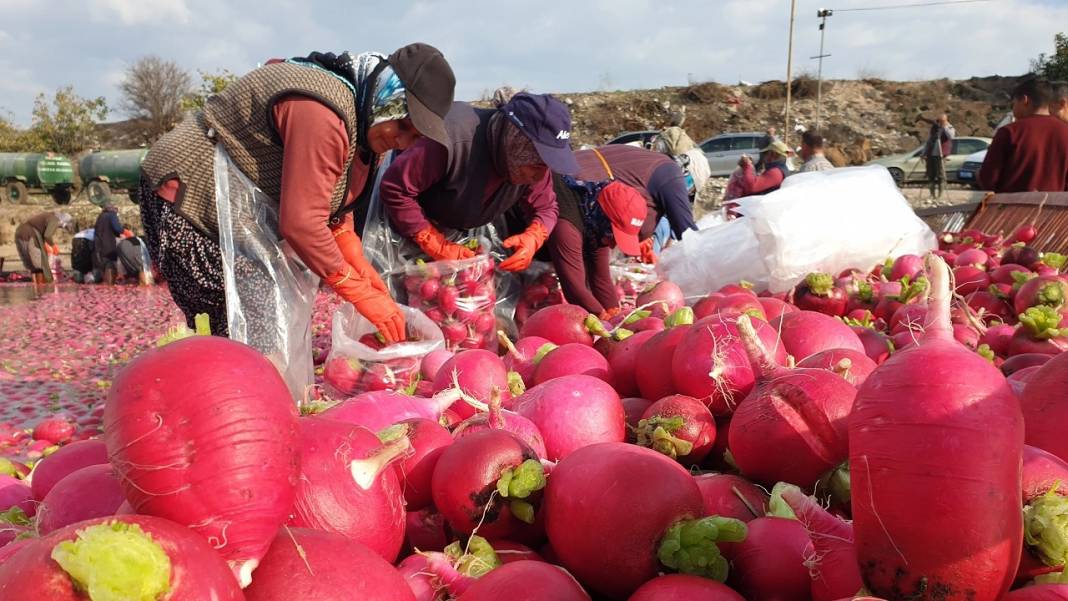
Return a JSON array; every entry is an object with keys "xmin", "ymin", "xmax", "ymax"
[
  {"xmin": 453, "ymin": 393, "xmax": 548, "ymax": 459},
  {"xmin": 760, "ymin": 297, "xmax": 797, "ymax": 321},
  {"xmin": 793, "ymin": 273, "xmax": 848, "ymax": 316},
  {"xmin": 953, "ymin": 323, "xmax": 981, "ymax": 349},
  {"xmin": 420, "ymin": 349, "xmax": 455, "ymax": 381},
  {"xmin": 954, "ymin": 265, "xmax": 992, "ymax": 295},
  {"xmin": 604, "ymin": 329, "xmax": 658, "ymax": 397},
  {"xmin": 1003, "ymin": 353, "xmax": 1053, "ymax": 376},
  {"xmin": 1020, "ymin": 353, "xmax": 1068, "ymax": 463},
  {"xmin": 621, "ymin": 397, "xmax": 653, "ymax": 441},
  {"xmin": 720, "ymin": 282, "xmax": 758, "ymax": 297},
  {"xmin": 850, "ymin": 326, "xmax": 893, "ymax": 364},
  {"xmin": 1010, "ymin": 224, "xmax": 1040, "ymax": 244},
  {"xmin": 519, "ymin": 304, "xmax": 600, "ymax": 346},
  {"xmin": 772, "ymin": 310, "xmax": 865, "ymax": 361},
  {"xmin": 967, "ymin": 290, "xmax": 1014, "ymax": 323},
  {"xmin": 489, "ymin": 540, "xmax": 542, "ymax": 564},
  {"xmin": 889, "ymin": 303, "xmax": 928, "ymax": 334},
  {"xmin": 694, "ymin": 473, "xmax": 769, "ymax": 522},
  {"xmin": 29, "ymin": 439, "xmax": 107, "ymax": 502},
  {"xmin": 729, "ymin": 315, "xmax": 857, "ymax": 488},
  {"xmin": 955, "ymin": 248, "xmax": 990, "ymax": 269},
  {"xmin": 0, "ymin": 538, "xmax": 30, "ymax": 563},
  {"xmin": 321, "ymin": 388, "xmax": 466, "ymax": 432},
  {"xmin": 872, "ymin": 276, "xmax": 928, "ymax": 322},
  {"xmin": 457, "ymin": 560, "xmax": 590, "ymax": 600},
  {"xmin": 36, "ymin": 464, "xmax": 125, "ymax": 535},
  {"xmin": 849, "ymin": 255, "xmax": 1023, "ymax": 601},
  {"xmin": 511, "ymin": 375, "xmax": 625, "ymax": 461},
  {"xmin": 636, "ymin": 281, "xmax": 685, "ymax": 318},
  {"xmin": 993, "ymin": 263, "xmax": 1033, "ymax": 285},
  {"xmin": 32, "ymin": 418, "xmax": 74, "ymax": 444},
  {"xmin": 544, "ymin": 443, "xmax": 746, "ymax": 599},
  {"xmin": 1005, "ymin": 585, "xmax": 1068, "ymax": 601},
  {"xmin": 0, "ymin": 515, "xmax": 243, "ymax": 601},
  {"xmin": 1019, "ymin": 446, "xmax": 1068, "ymax": 585},
  {"xmin": 431, "ymin": 430, "xmax": 544, "ymax": 539},
  {"xmin": 891, "ymin": 254, "xmax": 924, "ymax": 281},
  {"xmin": 405, "ymin": 508, "xmax": 449, "ymax": 553},
  {"xmin": 398, "ymin": 554, "xmax": 446, "ymax": 601},
  {"xmin": 635, "ymin": 309, "xmax": 694, "ymax": 401},
  {"xmin": 671, "ymin": 316, "xmax": 787, "ymax": 415},
  {"xmin": 533, "ymin": 343, "xmax": 611, "ymax": 386},
  {"xmin": 498, "ymin": 334, "xmax": 553, "ymax": 387},
  {"xmin": 381, "ymin": 418, "xmax": 453, "ymax": 511},
  {"xmin": 289, "ymin": 416, "xmax": 407, "ymax": 562},
  {"xmin": 782, "ymin": 486, "xmax": 863, "ymax": 601},
  {"xmin": 797, "ymin": 348, "xmax": 878, "ymax": 387},
  {"xmin": 1005, "ymin": 246, "xmax": 1042, "ymax": 269},
  {"xmin": 1022, "ymin": 445, "xmax": 1068, "ymax": 502},
  {"xmin": 692, "ymin": 293, "xmax": 724, "ymax": 319},
  {"xmin": 244, "ymin": 528, "xmax": 416, "ymax": 601},
  {"xmin": 1016, "ymin": 276, "xmax": 1068, "ymax": 315},
  {"xmin": 398, "ymin": 535, "xmax": 502, "ymax": 599},
  {"xmin": 635, "ymin": 395, "xmax": 716, "ymax": 465},
  {"xmin": 0, "ymin": 475, "xmax": 32, "ymax": 516},
  {"xmin": 431, "ymin": 350, "xmax": 513, "ymax": 419},
  {"xmin": 104, "ymin": 336, "xmax": 301, "ymax": 586},
  {"xmin": 1008, "ymin": 365, "xmax": 1042, "ymax": 395},
  {"xmin": 629, "ymin": 574, "xmax": 745, "ymax": 601},
  {"xmin": 629, "ymin": 316, "xmax": 665, "ymax": 332},
  {"xmin": 1010, "ymin": 307, "xmax": 1068, "ymax": 356},
  {"xmin": 729, "ymin": 516, "xmax": 812, "ymax": 601},
  {"xmin": 695, "ymin": 293, "xmax": 766, "ymax": 321}
]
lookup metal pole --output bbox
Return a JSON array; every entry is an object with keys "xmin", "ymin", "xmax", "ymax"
[
  {"xmin": 815, "ymin": 9, "xmax": 833, "ymax": 131},
  {"xmin": 785, "ymin": 0, "xmax": 797, "ymax": 144}
]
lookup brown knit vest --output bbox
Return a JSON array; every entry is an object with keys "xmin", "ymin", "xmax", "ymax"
[{"xmin": 141, "ymin": 62, "xmax": 361, "ymax": 238}]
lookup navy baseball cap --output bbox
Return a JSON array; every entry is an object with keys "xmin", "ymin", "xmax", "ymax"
[{"xmin": 501, "ymin": 93, "xmax": 579, "ymax": 175}]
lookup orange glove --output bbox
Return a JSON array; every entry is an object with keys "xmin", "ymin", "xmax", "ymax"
[
  {"xmin": 44, "ymin": 242, "xmax": 59, "ymax": 256},
  {"xmin": 325, "ymin": 267, "xmax": 406, "ymax": 343},
  {"xmin": 332, "ymin": 224, "xmax": 389, "ymax": 294},
  {"xmin": 499, "ymin": 221, "xmax": 549, "ymax": 272},
  {"xmin": 599, "ymin": 307, "xmax": 622, "ymax": 321},
  {"xmin": 414, "ymin": 226, "xmax": 476, "ymax": 261},
  {"xmin": 639, "ymin": 238, "xmax": 657, "ymax": 265},
  {"xmin": 121, "ymin": 229, "xmax": 134, "ymax": 239}
]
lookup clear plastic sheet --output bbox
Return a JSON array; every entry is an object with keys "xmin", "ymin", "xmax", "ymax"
[{"xmin": 213, "ymin": 144, "xmax": 319, "ymax": 401}]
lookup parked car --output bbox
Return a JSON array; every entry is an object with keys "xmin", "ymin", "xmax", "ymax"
[
  {"xmin": 607, "ymin": 130, "xmax": 659, "ymax": 149},
  {"xmin": 956, "ymin": 149, "xmax": 986, "ymax": 187},
  {"xmin": 698, "ymin": 132, "xmax": 767, "ymax": 176},
  {"xmin": 865, "ymin": 136, "xmax": 991, "ymax": 186}
]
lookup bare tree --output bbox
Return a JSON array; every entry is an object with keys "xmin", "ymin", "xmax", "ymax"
[{"xmin": 120, "ymin": 56, "xmax": 192, "ymax": 143}]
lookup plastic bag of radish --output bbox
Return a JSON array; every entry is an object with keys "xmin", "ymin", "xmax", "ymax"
[
  {"xmin": 513, "ymin": 263, "xmax": 564, "ymax": 328},
  {"xmin": 322, "ymin": 304, "xmax": 444, "ymax": 397},
  {"xmin": 403, "ymin": 245, "xmax": 499, "ymax": 352}
]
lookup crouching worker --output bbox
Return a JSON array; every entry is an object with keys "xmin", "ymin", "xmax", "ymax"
[
  {"xmin": 71, "ymin": 228, "xmax": 95, "ymax": 283},
  {"xmin": 15, "ymin": 211, "xmax": 72, "ymax": 284},
  {"xmin": 546, "ymin": 174, "xmax": 647, "ymax": 318},
  {"xmin": 93, "ymin": 200, "xmax": 127, "ymax": 285}
]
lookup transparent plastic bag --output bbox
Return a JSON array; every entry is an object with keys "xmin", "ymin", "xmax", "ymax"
[
  {"xmin": 514, "ymin": 260, "xmax": 564, "ymax": 329},
  {"xmin": 403, "ymin": 247, "xmax": 498, "ymax": 352},
  {"xmin": 322, "ymin": 304, "xmax": 444, "ymax": 398},
  {"xmin": 214, "ymin": 144, "xmax": 320, "ymax": 401},
  {"xmin": 611, "ymin": 261, "xmax": 660, "ymax": 308}
]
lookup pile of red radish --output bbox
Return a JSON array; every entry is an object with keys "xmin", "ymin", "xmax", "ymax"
[
  {"xmin": 0, "ymin": 219, "xmax": 1066, "ymax": 601},
  {"xmin": 404, "ymin": 255, "xmax": 499, "ymax": 352}
]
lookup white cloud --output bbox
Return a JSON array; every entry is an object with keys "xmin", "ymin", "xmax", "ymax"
[{"xmin": 89, "ymin": 0, "xmax": 190, "ymax": 25}]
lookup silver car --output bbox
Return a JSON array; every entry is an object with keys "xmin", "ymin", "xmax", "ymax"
[{"xmin": 699, "ymin": 132, "xmax": 768, "ymax": 176}]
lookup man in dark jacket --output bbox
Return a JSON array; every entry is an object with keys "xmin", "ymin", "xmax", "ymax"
[
  {"xmin": 93, "ymin": 201, "xmax": 126, "ymax": 284},
  {"xmin": 979, "ymin": 78, "xmax": 1068, "ymax": 193},
  {"xmin": 921, "ymin": 113, "xmax": 955, "ymax": 199}
]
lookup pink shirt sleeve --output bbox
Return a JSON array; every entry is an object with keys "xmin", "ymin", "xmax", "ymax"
[
  {"xmin": 523, "ymin": 170, "xmax": 558, "ymax": 232},
  {"xmin": 273, "ymin": 95, "xmax": 351, "ymax": 278}
]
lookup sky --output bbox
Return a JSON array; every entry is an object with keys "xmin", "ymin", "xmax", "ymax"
[{"xmin": 0, "ymin": 0, "xmax": 1065, "ymax": 126}]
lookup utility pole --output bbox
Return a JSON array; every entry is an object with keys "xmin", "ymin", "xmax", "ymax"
[
  {"xmin": 785, "ymin": 0, "xmax": 797, "ymax": 144},
  {"xmin": 813, "ymin": 9, "xmax": 833, "ymax": 132}
]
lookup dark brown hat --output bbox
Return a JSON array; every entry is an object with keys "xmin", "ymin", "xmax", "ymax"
[{"xmin": 389, "ymin": 43, "xmax": 455, "ymax": 150}]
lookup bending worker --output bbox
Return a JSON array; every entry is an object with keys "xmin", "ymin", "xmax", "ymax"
[
  {"xmin": 140, "ymin": 43, "xmax": 456, "ymax": 343},
  {"xmin": 15, "ymin": 211, "xmax": 72, "ymax": 284},
  {"xmin": 573, "ymin": 144, "xmax": 697, "ymax": 264},
  {"xmin": 546, "ymin": 174, "xmax": 648, "ymax": 317},
  {"xmin": 379, "ymin": 92, "xmax": 577, "ymax": 272},
  {"xmin": 93, "ymin": 200, "xmax": 129, "ymax": 284}
]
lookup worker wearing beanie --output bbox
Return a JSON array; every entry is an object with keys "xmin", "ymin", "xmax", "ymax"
[{"xmin": 379, "ymin": 92, "xmax": 578, "ymax": 272}]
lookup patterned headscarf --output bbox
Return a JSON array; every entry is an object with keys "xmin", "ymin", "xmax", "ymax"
[
  {"xmin": 562, "ymin": 176, "xmax": 614, "ymax": 248},
  {"xmin": 502, "ymin": 120, "xmax": 543, "ymax": 180}
]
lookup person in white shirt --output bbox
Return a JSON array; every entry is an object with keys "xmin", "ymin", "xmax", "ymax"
[{"xmin": 799, "ymin": 132, "xmax": 835, "ymax": 173}]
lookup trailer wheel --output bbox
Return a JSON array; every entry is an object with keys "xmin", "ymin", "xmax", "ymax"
[
  {"xmin": 51, "ymin": 188, "xmax": 72, "ymax": 205},
  {"xmin": 6, "ymin": 181, "xmax": 27, "ymax": 204},
  {"xmin": 127, "ymin": 187, "xmax": 141, "ymax": 205},
  {"xmin": 87, "ymin": 180, "xmax": 111, "ymax": 206}
]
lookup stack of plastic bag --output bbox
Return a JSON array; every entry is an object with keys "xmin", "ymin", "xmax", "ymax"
[{"xmin": 658, "ymin": 166, "xmax": 937, "ymax": 296}]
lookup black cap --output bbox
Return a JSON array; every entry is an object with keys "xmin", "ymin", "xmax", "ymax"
[{"xmin": 388, "ymin": 43, "xmax": 456, "ymax": 150}]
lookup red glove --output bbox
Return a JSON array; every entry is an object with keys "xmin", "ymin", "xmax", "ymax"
[
  {"xmin": 121, "ymin": 229, "xmax": 134, "ymax": 239},
  {"xmin": 332, "ymin": 224, "xmax": 389, "ymax": 294},
  {"xmin": 499, "ymin": 221, "xmax": 549, "ymax": 272},
  {"xmin": 325, "ymin": 267, "xmax": 406, "ymax": 343},
  {"xmin": 414, "ymin": 225, "xmax": 476, "ymax": 262},
  {"xmin": 639, "ymin": 238, "xmax": 657, "ymax": 265}
]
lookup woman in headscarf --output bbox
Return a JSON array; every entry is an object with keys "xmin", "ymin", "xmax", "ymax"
[
  {"xmin": 379, "ymin": 92, "xmax": 578, "ymax": 272},
  {"xmin": 139, "ymin": 43, "xmax": 456, "ymax": 343},
  {"xmin": 93, "ymin": 199, "xmax": 128, "ymax": 284},
  {"xmin": 15, "ymin": 211, "xmax": 72, "ymax": 284}
]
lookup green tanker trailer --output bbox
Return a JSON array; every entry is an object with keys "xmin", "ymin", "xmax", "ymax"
[
  {"xmin": 78, "ymin": 149, "xmax": 148, "ymax": 205},
  {"xmin": 0, "ymin": 152, "xmax": 76, "ymax": 204}
]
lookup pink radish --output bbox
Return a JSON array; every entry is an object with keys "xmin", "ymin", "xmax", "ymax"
[
  {"xmin": 29, "ymin": 439, "xmax": 107, "ymax": 502},
  {"xmin": 519, "ymin": 304, "xmax": 601, "ymax": 346},
  {"xmin": 849, "ymin": 255, "xmax": 1023, "ymax": 601},
  {"xmin": 636, "ymin": 317, "xmax": 693, "ymax": 402},
  {"xmin": 511, "ymin": 374, "xmax": 625, "ymax": 461},
  {"xmin": 420, "ymin": 349, "xmax": 455, "ymax": 381},
  {"xmin": 671, "ymin": 316, "xmax": 787, "ymax": 415},
  {"xmin": 772, "ymin": 310, "xmax": 865, "ymax": 361},
  {"xmin": 457, "ymin": 560, "xmax": 590, "ymax": 600},
  {"xmin": 244, "ymin": 528, "xmax": 416, "ymax": 601},
  {"xmin": 490, "ymin": 540, "xmax": 543, "ymax": 564},
  {"xmin": 695, "ymin": 293, "xmax": 767, "ymax": 321},
  {"xmin": 1003, "ymin": 352, "xmax": 1053, "ymax": 376},
  {"xmin": 729, "ymin": 315, "xmax": 857, "ymax": 488},
  {"xmin": 890, "ymin": 254, "xmax": 924, "ymax": 281},
  {"xmin": 289, "ymin": 416, "xmax": 407, "ymax": 562},
  {"xmin": 694, "ymin": 473, "xmax": 769, "ymax": 523},
  {"xmin": 498, "ymin": 334, "xmax": 553, "ymax": 387},
  {"xmin": 980, "ymin": 323, "xmax": 1017, "ymax": 357},
  {"xmin": 1020, "ymin": 353, "xmax": 1068, "ymax": 463},
  {"xmin": 850, "ymin": 326, "xmax": 893, "ymax": 364},
  {"xmin": 544, "ymin": 442, "xmax": 746, "ymax": 600},
  {"xmin": 0, "ymin": 515, "xmax": 243, "ymax": 601},
  {"xmin": 453, "ymin": 393, "xmax": 547, "ymax": 459},
  {"xmin": 32, "ymin": 418, "xmax": 74, "ymax": 445},
  {"xmin": 405, "ymin": 508, "xmax": 449, "ymax": 554},
  {"xmin": 634, "ymin": 395, "xmax": 716, "ymax": 465},
  {"xmin": 966, "ymin": 290, "xmax": 1013, "ymax": 324},
  {"xmin": 381, "ymin": 418, "xmax": 453, "ymax": 511},
  {"xmin": 36, "ymin": 464, "xmax": 124, "ymax": 535},
  {"xmin": 955, "ymin": 248, "xmax": 990, "ymax": 269},
  {"xmin": 432, "ymin": 350, "xmax": 513, "ymax": 419},
  {"xmin": 1010, "ymin": 307, "xmax": 1068, "ymax": 356},
  {"xmin": 1015, "ymin": 276, "xmax": 1068, "ymax": 315},
  {"xmin": 729, "ymin": 516, "xmax": 812, "ymax": 601},
  {"xmin": 604, "ymin": 329, "xmax": 658, "ymax": 398},
  {"xmin": 321, "ymin": 388, "xmax": 466, "ymax": 432},
  {"xmin": 992, "ymin": 263, "xmax": 1033, "ymax": 285},
  {"xmin": 782, "ymin": 486, "xmax": 864, "ymax": 601},
  {"xmin": 636, "ymin": 281, "xmax": 685, "ymax": 318},
  {"xmin": 0, "ymin": 475, "xmax": 32, "ymax": 517},
  {"xmin": 104, "ymin": 336, "xmax": 301, "ymax": 586},
  {"xmin": 622, "ymin": 397, "xmax": 653, "ymax": 442},
  {"xmin": 629, "ymin": 574, "xmax": 745, "ymax": 601},
  {"xmin": 532, "ymin": 343, "xmax": 611, "ymax": 386},
  {"xmin": 1005, "ymin": 585, "xmax": 1068, "ymax": 601},
  {"xmin": 398, "ymin": 535, "xmax": 502, "ymax": 599},
  {"xmin": 889, "ymin": 303, "xmax": 928, "ymax": 334},
  {"xmin": 797, "ymin": 348, "xmax": 878, "ymax": 387},
  {"xmin": 954, "ymin": 265, "xmax": 992, "ymax": 295}
]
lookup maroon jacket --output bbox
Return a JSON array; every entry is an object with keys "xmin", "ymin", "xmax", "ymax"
[
  {"xmin": 978, "ymin": 115, "xmax": 1068, "ymax": 193},
  {"xmin": 546, "ymin": 175, "xmax": 617, "ymax": 314}
]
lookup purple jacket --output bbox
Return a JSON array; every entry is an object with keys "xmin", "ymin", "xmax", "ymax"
[{"xmin": 379, "ymin": 102, "xmax": 557, "ymax": 237}]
